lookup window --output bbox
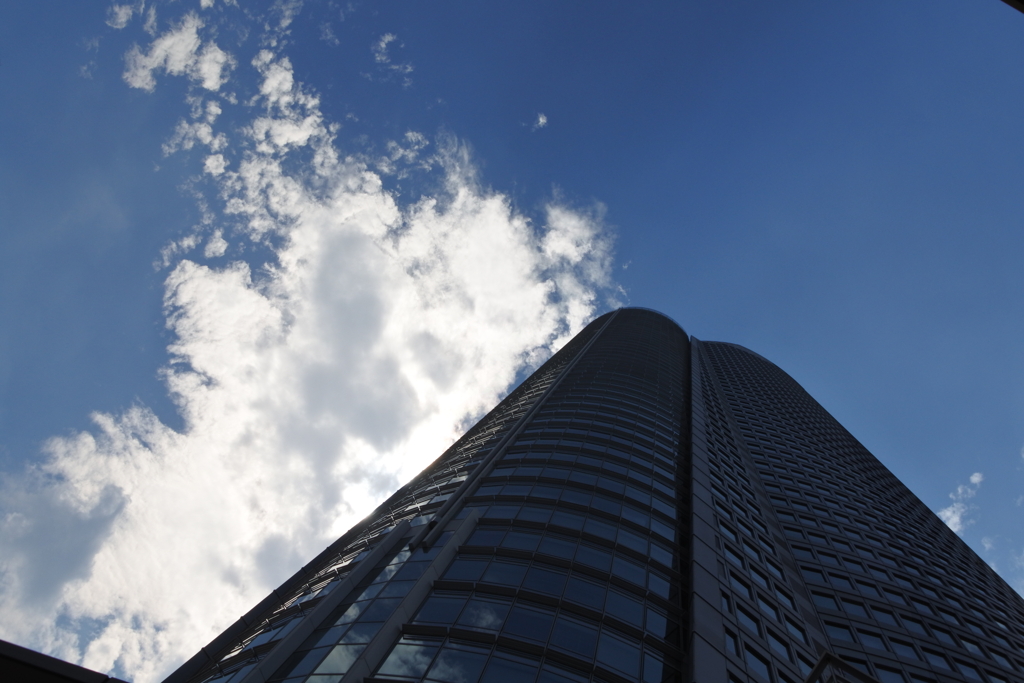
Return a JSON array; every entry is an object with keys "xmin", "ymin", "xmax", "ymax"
[
  {"xmin": 825, "ymin": 622, "xmax": 854, "ymax": 642},
  {"xmin": 811, "ymin": 593, "xmax": 838, "ymax": 610},
  {"xmin": 889, "ymin": 639, "xmax": 918, "ymax": 660},
  {"xmin": 744, "ymin": 646, "xmax": 771, "ymax": 681},
  {"xmin": 858, "ymin": 631, "xmax": 886, "ymax": 651},
  {"xmin": 842, "ymin": 600, "xmax": 867, "ymax": 617}
]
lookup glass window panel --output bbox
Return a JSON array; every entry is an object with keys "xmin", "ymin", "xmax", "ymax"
[
  {"xmin": 890, "ymin": 639, "xmax": 918, "ymax": 660},
  {"xmin": 648, "ymin": 572, "xmax": 671, "ymax": 598},
  {"xmin": 646, "ymin": 608, "xmax": 669, "ymax": 638},
  {"xmin": 922, "ymin": 650, "xmax": 949, "ymax": 669},
  {"xmin": 767, "ymin": 630, "xmax": 790, "ymax": 660},
  {"xmin": 564, "ymin": 576, "xmax": 606, "ymax": 610},
  {"xmin": 538, "ymin": 536, "xmax": 576, "ymax": 559},
  {"xmin": 550, "ymin": 616, "xmax": 599, "ymax": 659},
  {"xmin": 469, "ymin": 530, "xmax": 505, "ymax": 546},
  {"xmin": 825, "ymin": 623, "xmax": 854, "ymax": 642},
  {"xmin": 757, "ymin": 596, "xmax": 779, "ymax": 621},
  {"xmin": 360, "ymin": 598, "xmax": 402, "ymax": 622},
  {"xmin": 737, "ymin": 607, "xmax": 761, "ymax": 635},
  {"xmin": 444, "ymin": 559, "xmax": 488, "ymax": 582},
  {"xmin": 481, "ymin": 560, "xmax": 529, "ymax": 587},
  {"xmin": 584, "ymin": 518, "xmax": 617, "ymax": 538},
  {"xmin": 605, "ymin": 590, "xmax": 644, "ymax": 627},
  {"xmin": 522, "ymin": 566, "xmax": 567, "ymax": 596},
  {"xmin": 537, "ymin": 664, "xmax": 589, "ymax": 683},
  {"xmin": 842, "ymin": 600, "xmax": 868, "ymax": 617},
  {"xmin": 479, "ymin": 654, "xmax": 540, "ymax": 683},
  {"xmin": 341, "ymin": 622, "xmax": 383, "ymax": 644},
  {"xmin": 612, "ymin": 557, "xmax": 646, "ymax": 585},
  {"xmin": 596, "ymin": 632, "xmax": 642, "ymax": 678},
  {"xmin": 955, "ymin": 661, "xmax": 982, "ymax": 681},
  {"xmin": 875, "ymin": 667, "xmax": 905, "ymax": 683},
  {"xmin": 858, "ymin": 631, "xmax": 886, "ymax": 650},
  {"xmin": 574, "ymin": 544, "xmax": 612, "ymax": 571},
  {"xmin": 503, "ymin": 604, "xmax": 555, "ymax": 644},
  {"xmin": 377, "ymin": 639, "xmax": 442, "ymax": 679},
  {"xmin": 550, "ymin": 511, "xmax": 585, "ymax": 531},
  {"xmin": 277, "ymin": 647, "xmax": 330, "ymax": 679},
  {"xmin": 424, "ymin": 644, "xmax": 490, "ymax": 683},
  {"xmin": 313, "ymin": 644, "xmax": 364, "ymax": 675},
  {"xmin": 811, "ymin": 593, "xmax": 837, "ymax": 610},
  {"xmin": 502, "ymin": 531, "xmax": 541, "ymax": 551},
  {"xmin": 456, "ymin": 598, "xmax": 511, "ymax": 632},
  {"xmin": 380, "ymin": 580, "xmax": 416, "ymax": 598},
  {"xmin": 518, "ymin": 507, "xmax": 552, "ymax": 524},
  {"xmin": 617, "ymin": 528, "xmax": 648, "ymax": 554},
  {"xmin": 901, "ymin": 617, "xmax": 926, "ymax": 635},
  {"xmin": 744, "ymin": 646, "xmax": 771, "ymax": 681}
]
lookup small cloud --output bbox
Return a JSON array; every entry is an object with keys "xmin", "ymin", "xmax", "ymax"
[
  {"xmin": 373, "ymin": 33, "xmax": 397, "ymax": 63},
  {"xmin": 532, "ymin": 113, "xmax": 548, "ymax": 131},
  {"xmin": 319, "ymin": 23, "xmax": 339, "ymax": 46},
  {"xmin": 1016, "ymin": 495, "xmax": 1024, "ymax": 507},
  {"xmin": 123, "ymin": 13, "xmax": 235, "ymax": 92},
  {"xmin": 937, "ymin": 472, "xmax": 983, "ymax": 535},
  {"xmin": 106, "ymin": 3, "xmax": 137, "ymax": 29},
  {"xmin": 79, "ymin": 37, "xmax": 101, "ymax": 79},
  {"xmin": 370, "ymin": 33, "xmax": 413, "ymax": 86},
  {"xmin": 203, "ymin": 230, "xmax": 228, "ymax": 258},
  {"xmin": 143, "ymin": 6, "xmax": 157, "ymax": 35},
  {"xmin": 982, "ymin": 537, "xmax": 995, "ymax": 551},
  {"xmin": 203, "ymin": 154, "xmax": 227, "ymax": 176}
]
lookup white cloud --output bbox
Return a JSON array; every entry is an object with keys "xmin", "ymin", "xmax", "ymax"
[
  {"xmin": 0, "ymin": 36, "xmax": 616, "ymax": 683},
  {"xmin": 106, "ymin": 3, "xmax": 137, "ymax": 29},
  {"xmin": 123, "ymin": 13, "xmax": 235, "ymax": 92},
  {"xmin": 983, "ymin": 537, "xmax": 995, "ymax": 551},
  {"xmin": 533, "ymin": 112, "xmax": 548, "ymax": 131},
  {"xmin": 370, "ymin": 33, "xmax": 413, "ymax": 86},
  {"xmin": 937, "ymin": 471, "xmax": 984, "ymax": 535}
]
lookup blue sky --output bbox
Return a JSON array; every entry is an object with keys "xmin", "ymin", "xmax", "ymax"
[{"xmin": 1, "ymin": 1, "xmax": 1023, "ymax": 679}]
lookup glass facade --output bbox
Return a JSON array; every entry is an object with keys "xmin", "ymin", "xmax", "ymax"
[{"xmin": 164, "ymin": 309, "xmax": 1024, "ymax": 683}]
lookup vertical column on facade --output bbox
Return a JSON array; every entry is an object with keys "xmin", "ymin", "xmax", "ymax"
[
  {"xmin": 690, "ymin": 340, "xmax": 828, "ymax": 683},
  {"xmin": 687, "ymin": 339, "xmax": 728, "ymax": 683}
]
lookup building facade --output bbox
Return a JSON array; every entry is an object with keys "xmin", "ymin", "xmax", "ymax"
[{"xmin": 163, "ymin": 308, "xmax": 1024, "ymax": 683}]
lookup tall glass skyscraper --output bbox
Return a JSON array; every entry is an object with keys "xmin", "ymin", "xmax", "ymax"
[{"xmin": 162, "ymin": 308, "xmax": 1024, "ymax": 683}]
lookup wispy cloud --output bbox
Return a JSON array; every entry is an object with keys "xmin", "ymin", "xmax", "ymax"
[
  {"xmin": 370, "ymin": 32, "xmax": 413, "ymax": 86},
  {"xmin": 937, "ymin": 471, "xmax": 984, "ymax": 535},
  {"xmin": 0, "ymin": 7, "xmax": 617, "ymax": 682},
  {"xmin": 532, "ymin": 112, "xmax": 548, "ymax": 131}
]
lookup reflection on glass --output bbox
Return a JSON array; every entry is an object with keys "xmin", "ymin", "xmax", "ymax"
[
  {"xmin": 456, "ymin": 598, "xmax": 510, "ymax": 631},
  {"xmin": 423, "ymin": 645, "xmax": 489, "ymax": 683},
  {"xmin": 377, "ymin": 639, "xmax": 441, "ymax": 679}
]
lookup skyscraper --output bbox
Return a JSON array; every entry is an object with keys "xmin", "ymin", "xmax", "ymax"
[{"xmin": 161, "ymin": 308, "xmax": 1024, "ymax": 683}]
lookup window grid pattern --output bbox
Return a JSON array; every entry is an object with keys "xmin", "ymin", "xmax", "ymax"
[
  {"xmin": 369, "ymin": 309, "xmax": 688, "ymax": 683},
  {"xmin": 691, "ymin": 344, "xmax": 818, "ymax": 683},
  {"xmin": 702, "ymin": 341, "xmax": 1024, "ymax": 683}
]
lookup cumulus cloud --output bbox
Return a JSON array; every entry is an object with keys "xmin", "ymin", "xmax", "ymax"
[
  {"xmin": 0, "ymin": 19, "xmax": 617, "ymax": 683},
  {"xmin": 938, "ymin": 471, "xmax": 984, "ymax": 535},
  {"xmin": 532, "ymin": 112, "xmax": 548, "ymax": 131},
  {"xmin": 123, "ymin": 13, "xmax": 235, "ymax": 92}
]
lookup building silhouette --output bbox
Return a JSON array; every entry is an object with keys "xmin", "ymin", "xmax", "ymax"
[{"xmin": 157, "ymin": 308, "xmax": 1024, "ymax": 683}]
